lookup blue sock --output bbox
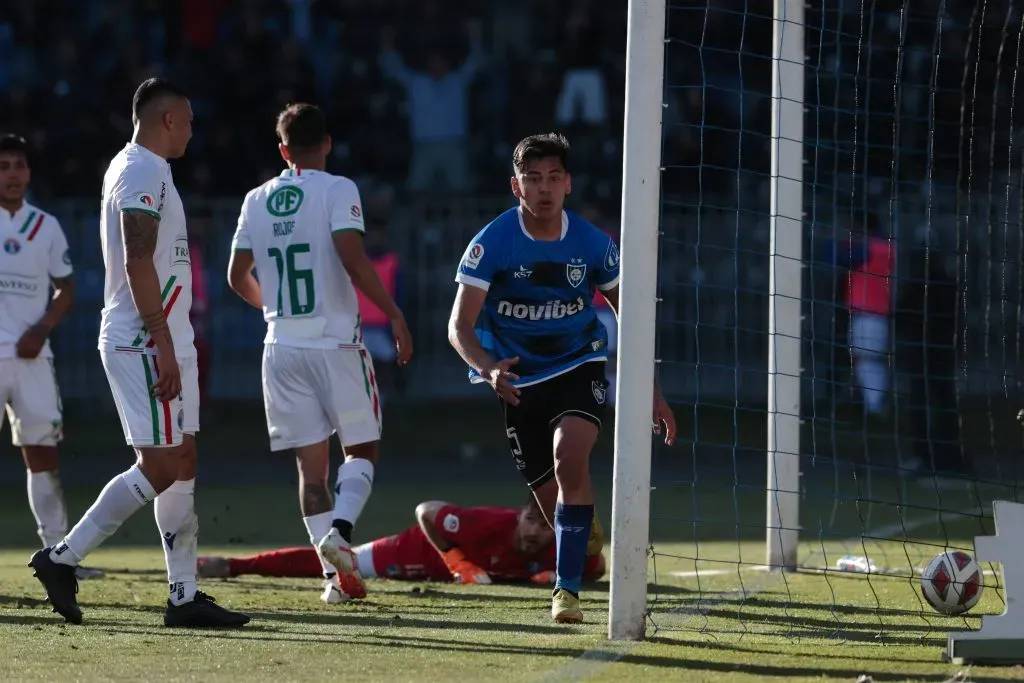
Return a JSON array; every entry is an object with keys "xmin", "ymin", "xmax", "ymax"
[{"xmin": 554, "ymin": 503, "xmax": 594, "ymax": 596}]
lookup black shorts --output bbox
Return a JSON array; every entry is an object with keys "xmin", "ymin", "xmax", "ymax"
[{"xmin": 500, "ymin": 362, "xmax": 609, "ymax": 490}]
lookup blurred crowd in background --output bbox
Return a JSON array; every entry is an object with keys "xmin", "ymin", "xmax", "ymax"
[{"xmin": 0, "ymin": 0, "xmax": 1021, "ymax": 412}]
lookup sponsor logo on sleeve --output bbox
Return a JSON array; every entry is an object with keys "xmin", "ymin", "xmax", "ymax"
[
  {"xmin": 62, "ymin": 249, "xmax": 72, "ymax": 266},
  {"xmin": 606, "ymin": 240, "xmax": 620, "ymax": 270},
  {"xmin": 171, "ymin": 236, "xmax": 190, "ymax": 266},
  {"xmin": 463, "ymin": 243, "xmax": 484, "ymax": 270},
  {"xmin": 350, "ymin": 204, "xmax": 362, "ymax": 221},
  {"xmin": 443, "ymin": 513, "xmax": 460, "ymax": 533},
  {"xmin": 138, "ymin": 192, "xmax": 155, "ymax": 207}
]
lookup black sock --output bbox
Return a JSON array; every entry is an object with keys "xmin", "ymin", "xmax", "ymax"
[{"xmin": 332, "ymin": 519, "xmax": 353, "ymax": 544}]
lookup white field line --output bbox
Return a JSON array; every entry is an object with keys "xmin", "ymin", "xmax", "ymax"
[{"xmin": 667, "ymin": 505, "xmax": 989, "ymax": 579}]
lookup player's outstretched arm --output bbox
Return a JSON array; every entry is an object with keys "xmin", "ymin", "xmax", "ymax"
[
  {"xmin": 122, "ymin": 209, "xmax": 180, "ymax": 399},
  {"xmin": 448, "ymin": 284, "xmax": 521, "ymax": 404},
  {"xmin": 226, "ymin": 249, "xmax": 262, "ymax": 310},
  {"xmin": 333, "ymin": 230, "xmax": 412, "ymax": 365},
  {"xmin": 415, "ymin": 501, "xmax": 491, "ymax": 585}
]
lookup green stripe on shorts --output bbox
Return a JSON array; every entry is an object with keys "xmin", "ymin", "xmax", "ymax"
[{"xmin": 141, "ymin": 355, "xmax": 159, "ymax": 445}]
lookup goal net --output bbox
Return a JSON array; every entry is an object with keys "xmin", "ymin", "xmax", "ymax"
[{"xmin": 609, "ymin": 0, "xmax": 1024, "ymax": 644}]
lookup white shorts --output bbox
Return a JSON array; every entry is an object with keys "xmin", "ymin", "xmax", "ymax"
[
  {"xmin": 262, "ymin": 344, "xmax": 381, "ymax": 452},
  {"xmin": 100, "ymin": 350, "xmax": 199, "ymax": 448},
  {"xmin": 0, "ymin": 357, "xmax": 63, "ymax": 447}
]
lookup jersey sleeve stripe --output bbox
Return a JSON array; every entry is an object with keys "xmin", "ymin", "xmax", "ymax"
[
  {"xmin": 455, "ymin": 273, "xmax": 490, "ymax": 292},
  {"xmin": 595, "ymin": 275, "xmax": 620, "ymax": 291},
  {"xmin": 26, "ymin": 213, "xmax": 45, "ymax": 241},
  {"xmin": 122, "ymin": 207, "xmax": 162, "ymax": 221},
  {"xmin": 231, "ymin": 246, "xmax": 253, "ymax": 252},
  {"xmin": 331, "ymin": 225, "xmax": 364, "ymax": 234}
]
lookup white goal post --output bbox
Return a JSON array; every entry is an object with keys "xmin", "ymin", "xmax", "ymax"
[
  {"xmin": 765, "ymin": 0, "xmax": 805, "ymax": 571},
  {"xmin": 608, "ymin": 0, "xmax": 804, "ymax": 640},
  {"xmin": 608, "ymin": 0, "xmax": 668, "ymax": 641}
]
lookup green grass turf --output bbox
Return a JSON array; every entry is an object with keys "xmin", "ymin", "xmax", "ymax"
[{"xmin": 0, "ymin": 484, "xmax": 1022, "ymax": 681}]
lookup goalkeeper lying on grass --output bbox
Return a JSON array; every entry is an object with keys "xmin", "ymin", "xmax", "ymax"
[{"xmin": 197, "ymin": 497, "xmax": 605, "ymax": 601}]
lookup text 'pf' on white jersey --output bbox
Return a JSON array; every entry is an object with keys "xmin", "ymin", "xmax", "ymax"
[{"xmin": 232, "ymin": 168, "xmax": 381, "ymax": 451}]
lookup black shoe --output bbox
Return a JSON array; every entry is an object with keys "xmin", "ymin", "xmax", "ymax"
[
  {"xmin": 28, "ymin": 548, "xmax": 82, "ymax": 625},
  {"xmin": 163, "ymin": 591, "xmax": 250, "ymax": 628}
]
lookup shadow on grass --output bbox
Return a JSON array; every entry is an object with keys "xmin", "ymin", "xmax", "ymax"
[{"xmin": 647, "ymin": 636, "xmax": 944, "ymax": 664}]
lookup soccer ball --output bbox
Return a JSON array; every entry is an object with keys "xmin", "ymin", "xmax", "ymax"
[{"xmin": 920, "ymin": 550, "xmax": 983, "ymax": 616}]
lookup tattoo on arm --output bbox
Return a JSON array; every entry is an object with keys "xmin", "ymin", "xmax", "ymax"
[
  {"xmin": 121, "ymin": 210, "xmax": 159, "ymax": 261},
  {"xmin": 301, "ymin": 483, "xmax": 333, "ymax": 516}
]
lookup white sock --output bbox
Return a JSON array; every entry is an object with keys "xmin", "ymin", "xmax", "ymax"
[
  {"xmin": 27, "ymin": 470, "xmax": 68, "ymax": 548},
  {"xmin": 354, "ymin": 543, "xmax": 377, "ymax": 578},
  {"xmin": 333, "ymin": 458, "xmax": 374, "ymax": 531},
  {"xmin": 155, "ymin": 478, "xmax": 198, "ymax": 606},
  {"xmin": 51, "ymin": 465, "xmax": 155, "ymax": 566},
  {"xmin": 303, "ymin": 511, "xmax": 336, "ymax": 577}
]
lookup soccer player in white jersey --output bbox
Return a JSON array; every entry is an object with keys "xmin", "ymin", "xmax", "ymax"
[
  {"xmin": 228, "ymin": 103, "xmax": 412, "ymax": 603},
  {"xmin": 28, "ymin": 78, "xmax": 249, "ymax": 628},
  {"xmin": 0, "ymin": 134, "xmax": 103, "ymax": 581}
]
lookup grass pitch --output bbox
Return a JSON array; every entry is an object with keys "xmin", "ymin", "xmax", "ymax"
[{"xmin": 0, "ymin": 481, "xmax": 1022, "ymax": 682}]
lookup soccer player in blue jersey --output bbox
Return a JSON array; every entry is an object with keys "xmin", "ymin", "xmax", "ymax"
[{"xmin": 447, "ymin": 133, "xmax": 676, "ymax": 623}]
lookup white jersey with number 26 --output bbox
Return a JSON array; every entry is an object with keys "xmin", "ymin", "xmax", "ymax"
[{"xmin": 232, "ymin": 168, "xmax": 366, "ymax": 350}]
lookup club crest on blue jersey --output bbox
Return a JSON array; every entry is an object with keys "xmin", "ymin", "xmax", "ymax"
[
  {"xmin": 566, "ymin": 259, "xmax": 587, "ymax": 288},
  {"xmin": 3, "ymin": 238, "xmax": 21, "ymax": 254}
]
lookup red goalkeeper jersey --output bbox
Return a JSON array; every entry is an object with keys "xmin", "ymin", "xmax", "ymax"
[{"xmin": 366, "ymin": 505, "xmax": 602, "ymax": 581}]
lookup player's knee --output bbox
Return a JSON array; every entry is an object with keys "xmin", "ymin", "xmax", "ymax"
[
  {"xmin": 344, "ymin": 441, "xmax": 379, "ymax": 466},
  {"xmin": 552, "ymin": 444, "xmax": 589, "ymax": 490},
  {"xmin": 136, "ymin": 445, "xmax": 187, "ymax": 493}
]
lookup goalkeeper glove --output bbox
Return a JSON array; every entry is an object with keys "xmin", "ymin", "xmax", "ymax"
[
  {"xmin": 530, "ymin": 570, "xmax": 556, "ymax": 585},
  {"xmin": 442, "ymin": 548, "xmax": 491, "ymax": 584}
]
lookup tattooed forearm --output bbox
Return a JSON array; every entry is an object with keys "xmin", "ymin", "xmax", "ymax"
[
  {"xmin": 121, "ymin": 210, "xmax": 159, "ymax": 261},
  {"xmin": 301, "ymin": 482, "xmax": 333, "ymax": 516}
]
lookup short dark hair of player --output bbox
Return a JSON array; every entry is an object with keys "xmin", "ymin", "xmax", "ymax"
[
  {"xmin": 523, "ymin": 496, "xmax": 543, "ymax": 516},
  {"xmin": 0, "ymin": 134, "xmax": 29, "ymax": 161},
  {"xmin": 512, "ymin": 133, "xmax": 570, "ymax": 175},
  {"xmin": 132, "ymin": 77, "xmax": 189, "ymax": 122},
  {"xmin": 276, "ymin": 103, "xmax": 327, "ymax": 152}
]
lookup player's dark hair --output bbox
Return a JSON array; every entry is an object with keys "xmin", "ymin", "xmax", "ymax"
[
  {"xmin": 132, "ymin": 77, "xmax": 189, "ymax": 122},
  {"xmin": 513, "ymin": 133, "xmax": 570, "ymax": 174},
  {"xmin": 276, "ymin": 103, "xmax": 327, "ymax": 151},
  {"xmin": 0, "ymin": 134, "xmax": 29, "ymax": 161},
  {"xmin": 523, "ymin": 496, "xmax": 543, "ymax": 516}
]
